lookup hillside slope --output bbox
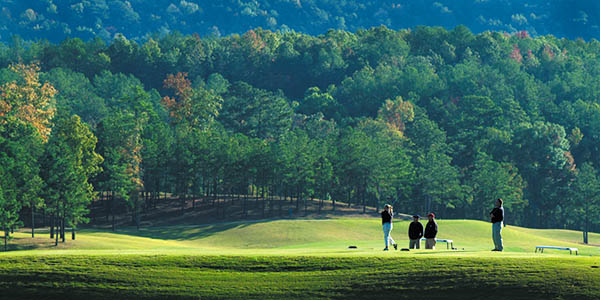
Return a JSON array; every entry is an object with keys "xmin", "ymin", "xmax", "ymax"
[
  {"xmin": 4, "ymin": 218, "xmax": 599, "ymax": 255},
  {"xmin": 0, "ymin": 0, "xmax": 596, "ymax": 42}
]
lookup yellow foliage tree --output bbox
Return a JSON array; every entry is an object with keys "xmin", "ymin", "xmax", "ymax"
[
  {"xmin": 0, "ymin": 63, "xmax": 57, "ymax": 142},
  {"xmin": 377, "ymin": 96, "xmax": 414, "ymax": 135}
]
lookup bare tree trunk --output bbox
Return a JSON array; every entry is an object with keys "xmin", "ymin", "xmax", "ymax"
[
  {"xmin": 255, "ymin": 186, "xmax": 259, "ymax": 208},
  {"xmin": 243, "ymin": 192, "xmax": 247, "ymax": 218},
  {"xmin": 213, "ymin": 179, "xmax": 218, "ymax": 207},
  {"xmin": 54, "ymin": 219, "xmax": 58, "ymax": 246},
  {"xmin": 304, "ymin": 196, "xmax": 308, "ymax": 216},
  {"xmin": 60, "ymin": 217, "xmax": 65, "ymax": 243},
  {"xmin": 31, "ymin": 205, "xmax": 35, "ymax": 238},
  {"xmin": 319, "ymin": 195, "xmax": 323, "ymax": 214},
  {"xmin": 180, "ymin": 193, "xmax": 185, "ymax": 215},
  {"xmin": 362, "ymin": 185, "xmax": 366, "ymax": 214},
  {"xmin": 332, "ymin": 195, "xmax": 336, "ymax": 212},
  {"xmin": 105, "ymin": 191, "xmax": 109, "ymax": 222},
  {"xmin": 54, "ymin": 205, "xmax": 59, "ymax": 246},
  {"xmin": 136, "ymin": 192, "xmax": 141, "ymax": 231},
  {"xmin": 270, "ymin": 186, "xmax": 274, "ymax": 217},
  {"xmin": 347, "ymin": 190, "xmax": 351, "ymax": 208},
  {"xmin": 143, "ymin": 191, "xmax": 148, "ymax": 213},
  {"xmin": 153, "ymin": 191, "xmax": 157, "ymax": 210},
  {"xmin": 136, "ymin": 195, "xmax": 141, "ymax": 231},
  {"xmin": 261, "ymin": 186, "xmax": 266, "ymax": 218},
  {"xmin": 279, "ymin": 185, "xmax": 283, "ymax": 217},
  {"xmin": 584, "ymin": 200, "xmax": 589, "ymax": 244},
  {"xmin": 72, "ymin": 226, "xmax": 76, "ymax": 240},
  {"xmin": 111, "ymin": 191, "xmax": 116, "ymax": 232},
  {"xmin": 238, "ymin": 192, "xmax": 241, "ymax": 213},
  {"xmin": 50, "ymin": 214, "xmax": 54, "ymax": 239}
]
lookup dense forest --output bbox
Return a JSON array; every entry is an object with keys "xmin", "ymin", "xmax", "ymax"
[
  {"xmin": 1, "ymin": 0, "xmax": 600, "ymax": 43},
  {"xmin": 1, "ymin": 25, "xmax": 600, "ymax": 249}
]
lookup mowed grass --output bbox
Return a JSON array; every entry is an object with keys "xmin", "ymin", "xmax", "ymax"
[
  {"xmin": 1, "ymin": 218, "xmax": 600, "ymax": 299},
  {"xmin": 1, "ymin": 254, "xmax": 599, "ymax": 300},
  {"xmin": 5, "ymin": 218, "xmax": 599, "ymax": 255}
]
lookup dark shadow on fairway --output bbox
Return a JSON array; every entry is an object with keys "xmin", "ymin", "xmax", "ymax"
[
  {"xmin": 0, "ymin": 235, "xmax": 67, "ymax": 251},
  {"xmin": 407, "ymin": 250, "xmax": 476, "ymax": 255},
  {"xmin": 83, "ymin": 218, "xmax": 287, "ymax": 241}
]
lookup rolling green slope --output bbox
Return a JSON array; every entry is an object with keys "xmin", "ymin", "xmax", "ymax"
[
  {"xmin": 1, "ymin": 218, "xmax": 600, "ymax": 299},
  {"xmin": 3, "ymin": 218, "xmax": 599, "ymax": 256}
]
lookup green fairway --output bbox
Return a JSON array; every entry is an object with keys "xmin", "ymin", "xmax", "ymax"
[
  {"xmin": 1, "ymin": 254, "xmax": 599, "ymax": 300},
  {"xmin": 4, "ymin": 218, "xmax": 599, "ymax": 255},
  {"xmin": 1, "ymin": 218, "xmax": 599, "ymax": 299}
]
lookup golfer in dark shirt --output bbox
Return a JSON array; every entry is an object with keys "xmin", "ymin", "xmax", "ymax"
[
  {"xmin": 381, "ymin": 204, "xmax": 397, "ymax": 251},
  {"xmin": 424, "ymin": 213, "xmax": 438, "ymax": 249},
  {"xmin": 490, "ymin": 198, "xmax": 504, "ymax": 251},
  {"xmin": 408, "ymin": 215, "xmax": 424, "ymax": 249}
]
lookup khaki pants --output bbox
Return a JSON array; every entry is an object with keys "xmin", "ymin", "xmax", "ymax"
[
  {"xmin": 425, "ymin": 238, "xmax": 436, "ymax": 249},
  {"xmin": 409, "ymin": 239, "xmax": 420, "ymax": 249}
]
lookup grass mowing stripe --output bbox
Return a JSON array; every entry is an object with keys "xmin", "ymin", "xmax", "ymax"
[{"xmin": 0, "ymin": 255, "xmax": 599, "ymax": 300}]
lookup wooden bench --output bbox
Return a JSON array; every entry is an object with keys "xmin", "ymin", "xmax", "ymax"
[
  {"xmin": 535, "ymin": 246, "xmax": 578, "ymax": 255},
  {"xmin": 420, "ymin": 238, "xmax": 454, "ymax": 249}
]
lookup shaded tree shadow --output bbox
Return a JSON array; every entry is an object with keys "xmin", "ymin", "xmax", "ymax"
[{"xmin": 87, "ymin": 218, "xmax": 283, "ymax": 241}]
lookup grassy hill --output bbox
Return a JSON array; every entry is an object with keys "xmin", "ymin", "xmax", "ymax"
[
  {"xmin": 1, "ymin": 218, "xmax": 599, "ymax": 299},
  {"xmin": 4, "ymin": 218, "xmax": 599, "ymax": 255}
]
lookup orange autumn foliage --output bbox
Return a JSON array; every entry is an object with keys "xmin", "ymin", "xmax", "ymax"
[
  {"xmin": 377, "ymin": 96, "xmax": 414, "ymax": 135},
  {"xmin": 0, "ymin": 63, "xmax": 57, "ymax": 142},
  {"xmin": 161, "ymin": 72, "xmax": 192, "ymax": 123}
]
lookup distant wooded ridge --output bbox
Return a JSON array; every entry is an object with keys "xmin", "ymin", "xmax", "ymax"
[{"xmin": 0, "ymin": 0, "xmax": 598, "ymax": 43}]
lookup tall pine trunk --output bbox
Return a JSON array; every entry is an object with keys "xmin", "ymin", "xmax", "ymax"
[
  {"xmin": 54, "ymin": 221, "xmax": 58, "ymax": 246},
  {"xmin": 134, "ymin": 191, "xmax": 140, "ymax": 231},
  {"xmin": 31, "ymin": 205, "xmax": 35, "ymax": 238},
  {"xmin": 50, "ymin": 214, "xmax": 54, "ymax": 239},
  {"xmin": 243, "ymin": 193, "xmax": 247, "ymax": 218},
  {"xmin": 54, "ymin": 209, "xmax": 59, "ymax": 246},
  {"xmin": 362, "ymin": 185, "xmax": 366, "ymax": 214},
  {"xmin": 303, "ymin": 194, "xmax": 308, "ymax": 216},
  {"xmin": 261, "ymin": 186, "xmax": 266, "ymax": 218},
  {"xmin": 111, "ymin": 191, "xmax": 116, "ymax": 232},
  {"xmin": 269, "ymin": 186, "xmax": 274, "ymax": 217},
  {"xmin": 584, "ymin": 200, "xmax": 589, "ymax": 244},
  {"xmin": 332, "ymin": 195, "xmax": 336, "ymax": 212},
  {"xmin": 105, "ymin": 191, "xmax": 110, "ymax": 222},
  {"xmin": 180, "ymin": 193, "xmax": 185, "ymax": 215},
  {"xmin": 279, "ymin": 185, "xmax": 283, "ymax": 217},
  {"xmin": 296, "ymin": 189, "xmax": 300, "ymax": 212},
  {"xmin": 60, "ymin": 217, "xmax": 65, "ymax": 243}
]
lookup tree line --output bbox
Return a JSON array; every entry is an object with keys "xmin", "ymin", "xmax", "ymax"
[{"xmin": 1, "ymin": 25, "xmax": 600, "ymax": 250}]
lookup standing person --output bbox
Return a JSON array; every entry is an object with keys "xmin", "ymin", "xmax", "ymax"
[
  {"xmin": 490, "ymin": 198, "xmax": 504, "ymax": 251},
  {"xmin": 381, "ymin": 204, "xmax": 397, "ymax": 251},
  {"xmin": 408, "ymin": 215, "xmax": 424, "ymax": 249},
  {"xmin": 424, "ymin": 213, "xmax": 438, "ymax": 249}
]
